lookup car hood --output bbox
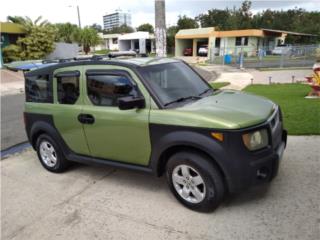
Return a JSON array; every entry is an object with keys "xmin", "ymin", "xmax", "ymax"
[{"xmin": 174, "ymin": 90, "xmax": 276, "ymax": 129}]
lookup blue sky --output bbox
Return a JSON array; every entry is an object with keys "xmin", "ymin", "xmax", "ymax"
[{"xmin": 0, "ymin": 0, "xmax": 318, "ymax": 28}]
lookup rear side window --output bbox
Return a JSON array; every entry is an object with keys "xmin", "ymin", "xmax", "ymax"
[
  {"xmin": 86, "ymin": 73, "xmax": 137, "ymax": 107},
  {"xmin": 56, "ymin": 71, "xmax": 80, "ymax": 105},
  {"xmin": 26, "ymin": 74, "xmax": 52, "ymax": 103}
]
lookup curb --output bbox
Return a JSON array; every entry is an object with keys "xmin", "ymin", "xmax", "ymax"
[{"xmin": 1, "ymin": 142, "xmax": 31, "ymax": 159}]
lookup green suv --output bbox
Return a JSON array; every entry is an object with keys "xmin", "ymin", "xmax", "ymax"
[{"xmin": 24, "ymin": 56, "xmax": 287, "ymax": 212}]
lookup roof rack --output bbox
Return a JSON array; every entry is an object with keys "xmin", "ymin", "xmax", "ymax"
[{"xmin": 91, "ymin": 51, "xmax": 138, "ymax": 60}]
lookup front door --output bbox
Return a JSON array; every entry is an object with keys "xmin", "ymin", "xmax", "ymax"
[{"xmin": 81, "ymin": 66, "xmax": 151, "ymax": 166}]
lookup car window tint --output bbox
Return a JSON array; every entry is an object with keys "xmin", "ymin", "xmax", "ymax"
[
  {"xmin": 26, "ymin": 74, "xmax": 52, "ymax": 103},
  {"xmin": 57, "ymin": 76, "xmax": 80, "ymax": 105},
  {"xmin": 87, "ymin": 74, "xmax": 137, "ymax": 107}
]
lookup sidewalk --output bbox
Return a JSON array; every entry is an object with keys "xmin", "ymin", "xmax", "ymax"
[
  {"xmin": 0, "ymin": 69, "xmax": 25, "ymax": 96},
  {"xmin": 199, "ymin": 64, "xmax": 313, "ymax": 90}
]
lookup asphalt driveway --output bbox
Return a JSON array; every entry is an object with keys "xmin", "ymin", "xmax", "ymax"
[{"xmin": 1, "ymin": 136, "xmax": 319, "ymax": 240}]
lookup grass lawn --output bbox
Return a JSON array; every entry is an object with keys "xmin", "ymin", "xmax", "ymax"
[
  {"xmin": 243, "ymin": 83, "xmax": 320, "ymax": 135},
  {"xmin": 210, "ymin": 82, "xmax": 230, "ymax": 89}
]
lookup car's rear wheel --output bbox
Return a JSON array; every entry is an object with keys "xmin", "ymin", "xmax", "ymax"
[
  {"xmin": 166, "ymin": 151, "xmax": 225, "ymax": 212},
  {"xmin": 36, "ymin": 134, "xmax": 69, "ymax": 173}
]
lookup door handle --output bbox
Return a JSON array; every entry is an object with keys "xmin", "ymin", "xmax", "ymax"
[{"xmin": 78, "ymin": 114, "xmax": 95, "ymax": 124}]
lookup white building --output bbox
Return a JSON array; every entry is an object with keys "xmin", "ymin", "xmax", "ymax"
[
  {"xmin": 103, "ymin": 10, "xmax": 131, "ymax": 30},
  {"xmin": 118, "ymin": 32, "xmax": 155, "ymax": 54}
]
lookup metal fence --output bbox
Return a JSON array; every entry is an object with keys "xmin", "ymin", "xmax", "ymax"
[{"xmin": 208, "ymin": 44, "xmax": 319, "ymax": 69}]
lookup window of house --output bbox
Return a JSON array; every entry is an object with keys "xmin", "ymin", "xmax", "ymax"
[
  {"xmin": 86, "ymin": 73, "xmax": 137, "ymax": 107},
  {"xmin": 56, "ymin": 71, "xmax": 80, "ymax": 105},
  {"xmin": 112, "ymin": 38, "xmax": 118, "ymax": 44},
  {"xmin": 235, "ymin": 37, "xmax": 248, "ymax": 46},
  {"xmin": 215, "ymin": 38, "xmax": 221, "ymax": 48},
  {"xmin": 26, "ymin": 74, "xmax": 52, "ymax": 103}
]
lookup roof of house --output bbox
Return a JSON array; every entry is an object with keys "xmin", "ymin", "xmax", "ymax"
[
  {"xmin": 118, "ymin": 31, "xmax": 154, "ymax": 40},
  {"xmin": 0, "ymin": 22, "xmax": 25, "ymax": 34},
  {"xmin": 175, "ymin": 27, "xmax": 317, "ymax": 39},
  {"xmin": 175, "ymin": 27, "xmax": 215, "ymax": 39},
  {"xmin": 261, "ymin": 28, "xmax": 317, "ymax": 37}
]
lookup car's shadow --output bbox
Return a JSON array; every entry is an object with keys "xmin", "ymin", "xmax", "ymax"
[{"xmin": 68, "ymin": 162, "xmax": 272, "ymax": 211}]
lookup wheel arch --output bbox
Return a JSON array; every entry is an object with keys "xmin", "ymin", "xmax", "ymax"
[{"xmin": 149, "ymin": 129, "xmax": 233, "ymax": 192}]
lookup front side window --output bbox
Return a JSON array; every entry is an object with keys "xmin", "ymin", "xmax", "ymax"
[
  {"xmin": 138, "ymin": 62, "xmax": 210, "ymax": 106},
  {"xmin": 57, "ymin": 73, "xmax": 80, "ymax": 105},
  {"xmin": 26, "ymin": 74, "xmax": 52, "ymax": 103},
  {"xmin": 87, "ymin": 73, "xmax": 137, "ymax": 106}
]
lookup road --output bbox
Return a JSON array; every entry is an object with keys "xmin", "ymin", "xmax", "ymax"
[
  {"xmin": 1, "ymin": 93, "xmax": 26, "ymax": 150},
  {"xmin": 1, "ymin": 136, "xmax": 319, "ymax": 240}
]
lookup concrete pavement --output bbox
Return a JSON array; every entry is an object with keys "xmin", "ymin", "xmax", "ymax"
[
  {"xmin": 1, "ymin": 94, "xmax": 27, "ymax": 150},
  {"xmin": 1, "ymin": 136, "xmax": 319, "ymax": 240},
  {"xmin": 199, "ymin": 65, "xmax": 313, "ymax": 90}
]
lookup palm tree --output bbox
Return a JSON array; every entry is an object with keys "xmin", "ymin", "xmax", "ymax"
[
  {"xmin": 7, "ymin": 16, "xmax": 49, "ymax": 33},
  {"xmin": 78, "ymin": 27, "xmax": 102, "ymax": 54},
  {"xmin": 55, "ymin": 23, "xmax": 79, "ymax": 43}
]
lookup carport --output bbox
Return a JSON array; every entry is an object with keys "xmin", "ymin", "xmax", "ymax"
[{"xmin": 175, "ymin": 27, "xmax": 215, "ymax": 58}]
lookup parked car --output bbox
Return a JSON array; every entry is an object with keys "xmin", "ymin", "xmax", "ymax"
[
  {"xmin": 23, "ymin": 55, "xmax": 287, "ymax": 212},
  {"xmin": 183, "ymin": 47, "xmax": 192, "ymax": 56},
  {"xmin": 198, "ymin": 45, "xmax": 208, "ymax": 56},
  {"xmin": 272, "ymin": 45, "xmax": 292, "ymax": 55}
]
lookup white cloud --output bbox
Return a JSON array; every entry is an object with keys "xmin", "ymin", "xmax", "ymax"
[{"xmin": 0, "ymin": 0, "xmax": 318, "ymax": 28}]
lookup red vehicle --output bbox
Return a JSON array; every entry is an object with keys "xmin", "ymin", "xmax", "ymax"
[{"xmin": 183, "ymin": 47, "xmax": 192, "ymax": 56}]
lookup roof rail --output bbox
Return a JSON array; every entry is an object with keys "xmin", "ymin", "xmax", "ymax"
[{"xmin": 107, "ymin": 50, "xmax": 137, "ymax": 58}]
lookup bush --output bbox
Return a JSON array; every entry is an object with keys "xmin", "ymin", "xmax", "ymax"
[{"xmin": 2, "ymin": 44, "xmax": 22, "ymax": 62}]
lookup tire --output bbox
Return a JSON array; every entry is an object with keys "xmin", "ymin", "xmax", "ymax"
[
  {"xmin": 166, "ymin": 151, "xmax": 225, "ymax": 213},
  {"xmin": 36, "ymin": 133, "xmax": 70, "ymax": 173}
]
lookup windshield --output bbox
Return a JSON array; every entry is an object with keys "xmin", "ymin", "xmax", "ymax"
[{"xmin": 138, "ymin": 62, "xmax": 211, "ymax": 106}]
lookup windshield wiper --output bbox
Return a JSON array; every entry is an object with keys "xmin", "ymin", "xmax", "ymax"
[
  {"xmin": 199, "ymin": 88, "xmax": 213, "ymax": 96},
  {"xmin": 164, "ymin": 96, "xmax": 202, "ymax": 107}
]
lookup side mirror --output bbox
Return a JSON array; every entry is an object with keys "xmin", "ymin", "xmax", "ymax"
[{"xmin": 118, "ymin": 96, "xmax": 145, "ymax": 110}]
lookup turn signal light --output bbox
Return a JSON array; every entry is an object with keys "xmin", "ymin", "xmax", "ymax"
[{"xmin": 211, "ymin": 132, "xmax": 224, "ymax": 142}]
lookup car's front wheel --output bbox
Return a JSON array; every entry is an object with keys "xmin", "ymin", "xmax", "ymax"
[
  {"xmin": 166, "ymin": 151, "xmax": 225, "ymax": 212},
  {"xmin": 36, "ymin": 134, "xmax": 69, "ymax": 173}
]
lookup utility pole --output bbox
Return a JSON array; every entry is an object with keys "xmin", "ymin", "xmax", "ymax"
[
  {"xmin": 68, "ymin": 5, "xmax": 81, "ymax": 28},
  {"xmin": 155, "ymin": 0, "xmax": 167, "ymax": 57},
  {"xmin": 77, "ymin": 6, "xmax": 81, "ymax": 29}
]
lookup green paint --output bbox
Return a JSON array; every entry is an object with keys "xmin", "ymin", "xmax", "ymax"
[
  {"xmin": 25, "ymin": 59, "xmax": 279, "ymax": 166},
  {"xmin": 150, "ymin": 90, "xmax": 275, "ymax": 129}
]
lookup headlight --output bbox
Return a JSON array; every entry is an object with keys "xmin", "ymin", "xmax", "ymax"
[{"xmin": 242, "ymin": 129, "xmax": 268, "ymax": 151}]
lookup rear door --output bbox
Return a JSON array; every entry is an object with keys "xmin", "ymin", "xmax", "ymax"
[{"xmin": 81, "ymin": 65, "xmax": 151, "ymax": 166}]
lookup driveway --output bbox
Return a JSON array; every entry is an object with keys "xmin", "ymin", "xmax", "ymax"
[
  {"xmin": 1, "ymin": 69, "xmax": 27, "ymax": 150},
  {"xmin": 1, "ymin": 136, "xmax": 319, "ymax": 240}
]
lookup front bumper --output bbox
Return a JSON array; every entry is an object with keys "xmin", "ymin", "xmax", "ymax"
[{"xmin": 228, "ymin": 129, "xmax": 287, "ymax": 193}]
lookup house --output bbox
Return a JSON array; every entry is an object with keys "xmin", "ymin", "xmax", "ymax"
[
  {"xmin": 96, "ymin": 33, "xmax": 121, "ymax": 51},
  {"xmin": 175, "ymin": 27, "xmax": 317, "ymax": 58},
  {"xmin": 118, "ymin": 32, "xmax": 155, "ymax": 54},
  {"xmin": 0, "ymin": 22, "xmax": 26, "ymax": 66}
]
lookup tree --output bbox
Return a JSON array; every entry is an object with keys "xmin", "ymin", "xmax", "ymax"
[
  {"xmin": 55, "ymin": 23, "xmax": 79, "ymax": 43},
  {"xmin": 7, "ymin": 16, "xmax": 49, "ymax": 34},
  {"xmin": 136, "ymin": 23, "xmax": 154, "ymax": 33},
  {"xmin": 3, "ymin": 16, "xmax": 55, "ymax": 61},
  {"xmin": 78, "ymin": 27, "xmax": 102, "ymax": 54},
  {"xmin": 166, "ymin": 25, "xmax": 178, "ymax": 52},
  {"xmin": 90, "ymin": 23, "xmax": 103, "ymax": 32},
  {"xmin": 103, "ymin": 24, "xmax": 134, "ymax": 34},
  {"xmin": 196, "ymin": 9, "xmax": 232, "ymax": 30},
  {"xmin": 237, "ymin": 0, "xmax": 253, "ymax": 29},
  {"xmin": 177, "ymin": 15, "xmax": 199, "ymax": 29}
]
